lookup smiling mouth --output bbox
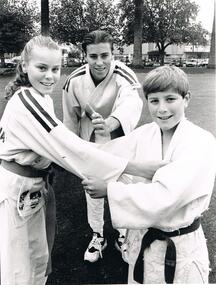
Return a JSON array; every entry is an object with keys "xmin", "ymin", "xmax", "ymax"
[
  {"xmin": 158, "ymin": 115, "xmax": 173, "ymax": 120},
  {"xmin": 41, "ymin": 82, "xmax": 54, "ymax": 86},
  {"xmin": 95, "ymin": 68, "xmax": 106, "ymax": 72}
]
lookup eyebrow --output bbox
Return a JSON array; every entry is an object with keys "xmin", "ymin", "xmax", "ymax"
[
  {"xmin": 164, "ymin": 94, "xmax": 179, "ymax": 97},
  {"xmin": 148, "ymin": 96, "xmax": 158, "ymax": 100},
  {"xmin": 148, "ymin": 94, "xmax": 179, "ymax": 99},
  {"xmin": 36, "ymin": 63, "xmax": 61, "ymax": 68},
  {"xmin": 36, "ymin": 62, "xmax": 47, "ymax": 65},
  {"xmin": 89, "ymin": 52, "xmax": 109, "ymax": 56}
]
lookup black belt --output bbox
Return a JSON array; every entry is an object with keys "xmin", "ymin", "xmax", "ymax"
[
  {"xmin": 133, "ymin": 218, "xmax": 201, "ymax": 284},
  {"xmin": 0, "ymin": 159, "xmax": 52, "ymax": 178}
]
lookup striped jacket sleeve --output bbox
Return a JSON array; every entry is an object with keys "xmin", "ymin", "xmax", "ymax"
[
  {"xmin": 10, "ymin": 88, "xmax": 128, "ymax": 182},
  {"xmin": 62, "ymin": 66, "xmax": 86, "ymax": 134},
  {"xmin": 112, "ymin": 63, "xmax": 143, "ymax": 134}
]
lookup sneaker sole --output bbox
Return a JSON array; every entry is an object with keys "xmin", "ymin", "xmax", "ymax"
[{"xmin": 84, "ymin": 240, "xmax": 108, "ymax": 263}]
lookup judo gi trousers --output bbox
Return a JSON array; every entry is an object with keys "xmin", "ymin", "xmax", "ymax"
[
  {"xmin": 0, "ymin": 166, "xmax": 53, "ymax": 285},
  {"xmin": 127, "ymin": 226, "xmax": 209, "ymax": 284},
  {"xmin": 85, "ymin": 191, "xmax": 126, "ymax": 237}
]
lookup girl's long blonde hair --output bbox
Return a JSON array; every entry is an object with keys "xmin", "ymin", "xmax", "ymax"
[{"xmin": 5, "ymin": 35, "xmax": 60, "ymax": 99}]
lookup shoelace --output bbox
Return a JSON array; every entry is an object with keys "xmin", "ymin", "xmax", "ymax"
[
  {"xmin": 118, "ymin": 235, "xmax": 127, "ymax": 252},
  {"xmin": 89, "ymin": 234, "xmax": 104, "ymax": 258}
]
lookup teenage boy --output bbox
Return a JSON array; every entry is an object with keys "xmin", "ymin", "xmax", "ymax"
[{"xmin": 62, "ymin": 30, "xmax": 143, "ymax": 262}]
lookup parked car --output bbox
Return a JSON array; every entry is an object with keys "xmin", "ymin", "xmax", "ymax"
[
  {"xmin": 143, "ymin": 60, "xmax": 160, "ymax": 67},
  {"xmin": 0, "ymin": 59, "xmax": 17, "ymax": 68},
  {"xmin": 197, "ymin": 58, "xmax": 209, "ymax": 67},
  {"xmin": 143, "ymin": 60, "xmax": 154, "ymax": 67},
  {"xmin": 171, "ymin": 59, "xmax": 185, "ymax": 67},
  {"xmin": 185, "ymin": 59, "xmax": 198, "ymax": 67},
  {"xmin": 164, "ymin": 58, "xmax": 185, "ymax": 67},
  {"xmin": 153, "ymin": 61, "xmax": 160, "ymax": 67},
  {"xmin": 67, "ymin": 57, "xmax": 81, "ymax": 67},
  {"xmin": 5, "ymin": 59, "xmax": 17, "ymax": 68}
]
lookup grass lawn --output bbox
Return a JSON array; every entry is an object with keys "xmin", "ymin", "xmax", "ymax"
[{"xmin": 0, "ymin": 67, "xmax": 216, "ymax": 284}]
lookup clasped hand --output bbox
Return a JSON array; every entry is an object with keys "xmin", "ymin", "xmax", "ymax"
[
  {"xmin": 91, "ymin": 113, "xmax": 110, "ymax": 137},
  {"xmin": 82, "ymin": 176, "xmax": 107, "ymax": 198},
  {"xmin": 82, "ymin": 160, "xmax": 169, "ymax": 199}
]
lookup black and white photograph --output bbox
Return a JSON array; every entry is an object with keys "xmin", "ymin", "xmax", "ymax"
[{"xmin": 0, "ymin": 0, "xmax": 215, "ymax": 284}]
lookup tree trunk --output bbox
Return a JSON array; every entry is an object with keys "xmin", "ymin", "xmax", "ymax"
[
  {"xmin": 157, "ymin": 43, "xmax": 166, "ymax": 65},
  {"xmin": 159, "ymin": 48, "xmax": 166, "ymax": 65},
  {"xmin": 132, "ymin": 0, "xmax": 143, "ymax": 67},
  {"xmin": 41, "ymin": 0, "xmax": 49, "ymax": 36},
  {"xmin": 0, "ymin": 53, "xmax": 5, "ymax": 68},
  {"xmin": 208, "ymin": 3, "xmax": 215, "ymax": 69}
]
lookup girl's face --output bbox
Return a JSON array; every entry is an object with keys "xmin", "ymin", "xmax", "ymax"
[
  {"xmin": 147, "ymin": 89, "xmax": 190, "ymax": 135},
  {"xmin": 22, "ymin": 47, "xmax": 62, "ymax": 95}
]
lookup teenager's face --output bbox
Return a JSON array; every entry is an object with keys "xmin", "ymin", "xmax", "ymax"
[
  {"xmin": 85, "ymin": 42, "xmax": 113, "ymax": 82},
  {"xmin": 22, "ymin": 47, "xmax": 62, "ymax": 95},
  {"xmin": 147, "ymin": 89, "xmax": 190, "ymax": 134}
]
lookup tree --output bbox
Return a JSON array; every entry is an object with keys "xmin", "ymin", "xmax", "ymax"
[
  {"xmin": 208, "ymin": 2, "xmax": 215, "ymax": 69},
  {"xmin": 49, "ymin": 0, "xmax": 86, "ymax": 44},
  {"xmin": 50, "ymin": 0, "xmax": 121, "ymax": 47},
  {"xmin": 119, "ymin": 0, "xmax": 209, "ymax": 65},
  {"xmin": 132, "ymin": 0, "xmax": 143, "ymax": 66},
  {"xmin": 0, "ymin": 0, "xmax": 37, "ymax": 65},
  {"xmin": 41, "ymin": 0, "xmax": 49, "ymax": 35}
]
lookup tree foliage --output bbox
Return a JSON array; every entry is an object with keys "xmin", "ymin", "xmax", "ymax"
[
  {"xmin": 0, "ymin": 0, "xmax": 37, "ymax": 56},
  {"xmin": 84, "ymin": 0, "xmax": 120, "ymax": 41},
  {"xmin": 49, "ymin": 0, "xmax": 85, "ymax": 44},
  {"xmin": 119, "ymin": 0, "xmax": 209, "ymax": 64},
  {"xmin": 49, "ymin": 0, "xmax": 121, "ymax": 46}
]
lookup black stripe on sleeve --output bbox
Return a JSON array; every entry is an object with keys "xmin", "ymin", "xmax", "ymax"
[
  {"xmin": 63, "ymin": 68, "xmax": 86, "ymax": 92},
  {"xmin": 24, "ymin": 89, "xmax": 58, "ymax": 129},
  {"xmin": 18, "ymin": 92, "xmax": 52, "ymax": 132},
  {"xmin": 114, "ymin": 69, "xmax": 134, "ymax": 85},
  {"xmin": 115, "ymin": 65, "xmax": 138, "ymax": 84}
]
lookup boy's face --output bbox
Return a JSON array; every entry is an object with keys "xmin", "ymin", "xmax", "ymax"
[
  {"xmin": 85, "ymin": 42, "xmax": 113, "ymax": 82},
  {"xmin": 147, "ymin": 89, "xmax": 190, "ymax": 134},
  {"xmin": 22, "ymin": 47, "xmax": 61, "ymax": 95}
]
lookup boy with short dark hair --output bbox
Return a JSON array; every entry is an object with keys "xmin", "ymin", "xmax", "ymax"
[
  {"xmin": 62, "ymin": 30, "xmax": 143, "ymax": 263},
  {"xmin": 82, "ymin": 66, "xmax": 216, "ymax": 283}
]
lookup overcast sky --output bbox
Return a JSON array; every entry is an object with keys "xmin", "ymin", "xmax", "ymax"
[{"xmin": 194, "ymin": 0, "xmax": 214, "ymax": 32}]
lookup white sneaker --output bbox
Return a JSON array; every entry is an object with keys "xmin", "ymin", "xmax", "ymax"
[
  {"xmin": 115, "ymin": 235, "xmax": 127, "ymax": 253},
  {"xmin": 84, "ymin": 232, "xmax": 107, "ymax": 262}
]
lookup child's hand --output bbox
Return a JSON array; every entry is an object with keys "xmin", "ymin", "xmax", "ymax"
[
  {"xmin": 91, "ymin": 113, "xmax": 110, "ymax": 137},
  {"xmin": 85, "ymin": 104, "xmax": 107, "ymax": 136},
  {"xmin": 82, "ymin": 177, "xmax": 108, "ymax": 198}
]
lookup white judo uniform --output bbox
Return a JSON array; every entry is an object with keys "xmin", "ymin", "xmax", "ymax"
[
  {"xmin": 62, "ymin": 60, "xmax": 143, "ymax": 235},
  {"xmin": 97, "ymin": 118, "xmax": 216, "ymax": 283},
  {"xmin": 0, "ymin": 86, "xmax": 128, "ymax": 285}
]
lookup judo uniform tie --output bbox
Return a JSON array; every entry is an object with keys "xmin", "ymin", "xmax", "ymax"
[{"xmin": 133, "ymin": 218, "xmax": 201, "ymax": 284}]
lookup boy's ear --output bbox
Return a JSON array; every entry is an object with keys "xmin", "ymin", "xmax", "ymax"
[
  {"xmin": 184, "ymin": 91, "xmax": 191, "ymax": 108},
  {"xmin": 84, "ymin": 52, "xmax": 87, "ymax": 61}
]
